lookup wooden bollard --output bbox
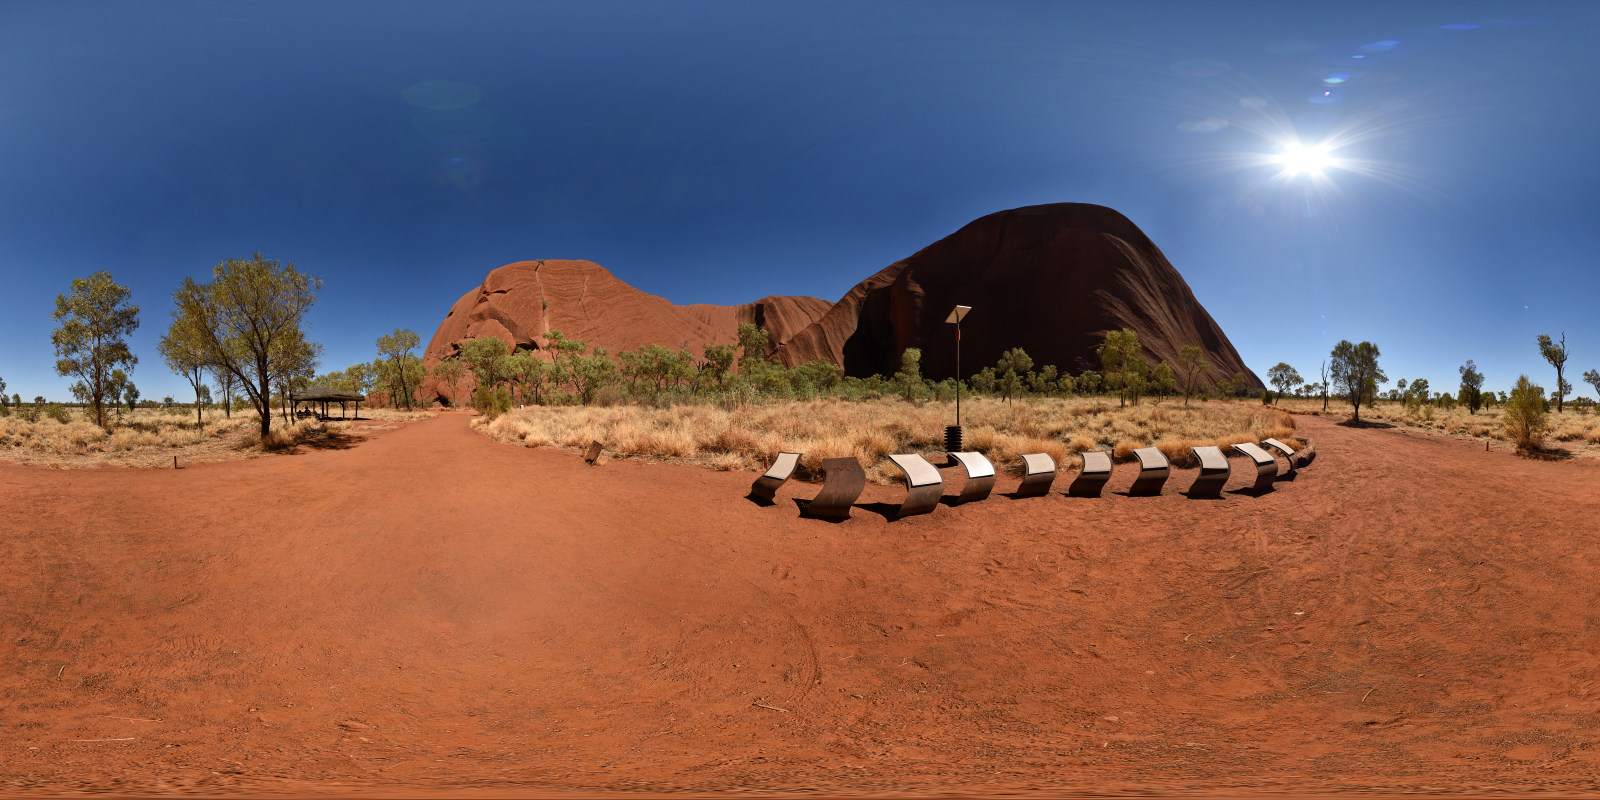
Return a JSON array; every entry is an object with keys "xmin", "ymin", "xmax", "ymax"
[{"xmin": 174, "ymin": 455, "xmax": 179, "ymax": 469}]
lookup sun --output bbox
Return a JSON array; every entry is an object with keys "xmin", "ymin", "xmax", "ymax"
[{"xmin": 1275, "ymin": 141, "xmax": 1335, "ymax": 176}]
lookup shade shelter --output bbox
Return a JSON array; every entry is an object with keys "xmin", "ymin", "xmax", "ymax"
[{"xmin": 289, "ymin": 387, "xmax": 366, "ymax": 420}]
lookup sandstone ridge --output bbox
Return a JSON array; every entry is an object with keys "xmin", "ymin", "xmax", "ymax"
[
  {"xmin": 421, "ymin": 205, "xmax": 1261, "ymax": 403},
  {"xmin": 775, "ymin": 203, "xmax": 1262, "ymax": 388},
  {"xmin": 420, "ymin": 259, "xmax": 831, "ymax": 402}
]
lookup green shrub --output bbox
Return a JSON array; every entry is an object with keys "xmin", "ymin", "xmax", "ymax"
[
  {"xmin": 473, "ymin": 385, "xmax": 513, "ymax": 420},
  {"xmin": 45, "ymin": 403, "xmax": 71, "ymax": 424},
  {"xmin": 1504, "ymin": 375, "xmax": 1548, "ymax": 452}
]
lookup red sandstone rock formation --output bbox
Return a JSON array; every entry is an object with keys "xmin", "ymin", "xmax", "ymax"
[
  {"xmin": 419, "ymin": 259, "xmax": 830, "ymax": 403},
  {"xmin": 774, "ymin": 203, "xmax": 1262, "ymax": 388}
]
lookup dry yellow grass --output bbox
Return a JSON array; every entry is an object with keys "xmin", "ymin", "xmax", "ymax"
[
  {"xmin": 476, "ymin": 397, "xmax": 1299, "ymax": 484},
  {"xmin": 0, "ymin": 406, "xmax": 433, "ymax": 468},
  {"xmin": 1274, "ymin": 397, "xmax": 1600, "ymax": 457}
]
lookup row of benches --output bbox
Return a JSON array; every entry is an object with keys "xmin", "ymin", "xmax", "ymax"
[{"xmin": 749, "ymin": 438, "xmax": 1314, "ymax": 520}]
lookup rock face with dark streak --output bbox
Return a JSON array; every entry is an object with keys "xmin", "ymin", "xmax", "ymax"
[
  {"xmin": 773, "ymin": 203, "xmax": 1262, "ymax": 388},
  {"xmin": 419, "ymin": 259, "xmax": 831, "ymax": 403}
]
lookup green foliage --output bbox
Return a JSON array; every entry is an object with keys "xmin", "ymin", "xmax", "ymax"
[
  {"xmin": 994, "ymin": 348, "xmax": 1033, "ymax": 404},
  {"xmin": 1177, "ymin": 345, "xmax": 1210, "ymax": 405},
  {"xmin": 1150, "ymin": 361, "xmax": 1176, "ymax": 401},
  {"xmin": 1504, "ymin": 375, "xmax": 1548, "ymax": 452},
  {"xmin": 376, "ymin": 328, "xmax": 423, "ymax": 410},
  {"xmin": 1330, "ymin": 340, "xmax": 1386, "ymax": 422},
  {"xmin": 735, "ymin": 323, "xmax": 770, "ymax": 373},
  {"xmin": 44, "ymin": 403, "xmax": 72, "ymax": 424},
  {"xmin": 894, "ymin": 347, "xmax": 925, "ymax": 402},
  {"xmin": 700, "ymin": 344, "xmax": 737, "ymax": 391},
  {"xmin": 473, "ymin": 385, "xmax": 513, "ymax": 419},
  {"xmin": 431, "ymin": 359, "xmax": 468, "ymax": 406},
  {"xmin": 459, "ymin": 336, "xmax": 511, "ymax": 391},
  {"xmin": 52, "ymin": 270, "xmax": 140, "ymax": 429},
  {"xmin": 969, "ymin": 366, "xmax": 997, "ymax": 394},
  {"xmin": 171, "ymin": 253, "xmax": 322, "ymax": 438},
  {"xmin": 159, "ymin": 310, "xmax": 212, "ymax": 429},
  {"xmin": 1266, "ymin": 362, "xmax": 1301, "ymax": 403},
  {"xmin": 1458, "ymin": 359, "xmax": 1485, "ymax": 414},
  {"xmin": 1097, "ymin": 329, "xmax": 1149, "ymax": 407},
  {"xmin": 1584, "ymin": 369, "xmax": 1600, "ymax": 403},
  {"xmin": 1538, "ymin": 332, "xmax": 1569, "ymax": 413}
]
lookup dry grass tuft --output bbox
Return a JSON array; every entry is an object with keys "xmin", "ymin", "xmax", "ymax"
[
  {"xmin": 478, "ymin": 397, "xmax": 1296, "ymax": 485},
  {"xmin": 0, "ymin": 406, "xmax": 431, "ymax": 468}
]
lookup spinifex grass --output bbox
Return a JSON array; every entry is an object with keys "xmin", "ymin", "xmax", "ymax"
[
  {"xmin": 477, "ymin": 396, "xmax": 1299, "ymax": 485},
  {"xmin": 0, "ymin": 406, "xmax": 433, "ymax": 468}
]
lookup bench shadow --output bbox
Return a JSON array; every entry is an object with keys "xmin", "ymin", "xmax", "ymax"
[
  {"xmin": 1338, "ymin": 419, "xmax": 1394, "ymax": 429},
  {"xmin": 1227, "ymin": 486, "xmax": 1274, "ymax": 497},
  {"xmin": 746, "ymin": 493, "xmax": 776, "ymax": 508},
  {"xmin": 1274, "ymin": 471, "xmax": 1299, "ymax": 482},
  {"xmin": 856, "ymin": 501, "xmax": 902, "ymax": 522},
  {"xmin": 1003, "ymin": 490, "xmax": 1054, "ymax": 501},
  {"xmin": 793, "ymin": 497, "xmax": 853, "ymax": 523}
]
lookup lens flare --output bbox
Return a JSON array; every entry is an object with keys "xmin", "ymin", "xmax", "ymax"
[{"xmin": 1275, "ymin": 141, "xmax": 1336, "ymax": 176}]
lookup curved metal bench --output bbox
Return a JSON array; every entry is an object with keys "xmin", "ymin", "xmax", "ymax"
[
  {"xmin": 1262, "ymin": 438, "xmax": 1297, "ymax": 473},
  {"xmin": 1067, "ymin": 450, "xmax": 1112, "ymax": 497},
  {"xmin": 1015, "ymin": 453, "xmax": 1057, "ymax": 497},
  {"xmin": 947, "ymin": 451, "xmax": 996, "ymax": 504},
  {"xmin": 748, "ymin": 451, "xmax": 801, "ymax": 504},
  {"xmin": 888, "ymin": 453, "xmax": 944, "ymax": 518},
  {"xmin": 805, "ymin": 457, "xmax": 866, "ymax": 520},
  {"xmin": 1187, "ymin": 445, "xmax": 1230, "ymax": 498},
  {"xmin": 1129, "ymin": 447, "xmax": 1170, "ymax": 496},
  {"xmin": 1232, "ymin": 442, "xmax": 1278, "ymax": 491}
]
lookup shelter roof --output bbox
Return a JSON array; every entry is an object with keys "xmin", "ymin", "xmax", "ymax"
[{"xmin": 289, "ymin": 387, "xmax": 365, "ymax": 402}]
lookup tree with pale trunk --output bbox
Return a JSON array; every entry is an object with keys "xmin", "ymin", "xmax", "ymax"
[
  {"xmin": 52, "ymin": 271, "xmax": 139, "ymax": 429},
  {"xmin": 1330, "ymin": 340, "xmax": 1386, "ymax": 422},
  {"xmin": 1538, "ymin": 332, "xmax": 1569, "ymax": 413},
  {"xmin": 159, "ymin": 313, "xmax": 212, "ymax": 429},
  {"xmin": 170, "ymin": 253, "xmax": 322, "ymax": 439}
]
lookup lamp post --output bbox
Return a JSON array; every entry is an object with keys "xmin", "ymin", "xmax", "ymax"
[{"xmin": 945, "ymin": 305, "xmax": 971, "ymax": 454}]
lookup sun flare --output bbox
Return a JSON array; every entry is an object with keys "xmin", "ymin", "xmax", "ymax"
[{"xmin": 1275, "ymin": 141, "xmax": 1335, "ymax": 176}]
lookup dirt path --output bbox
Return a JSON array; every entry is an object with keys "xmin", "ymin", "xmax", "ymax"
[{"xmin": 3, "ymin": 412, "xmax": 1600, "ymax": 797}]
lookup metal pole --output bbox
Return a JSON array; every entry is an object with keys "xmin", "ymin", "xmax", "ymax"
[{"xmin": 955, "ymin": 318, "xmax": 961, "ymax": 427}]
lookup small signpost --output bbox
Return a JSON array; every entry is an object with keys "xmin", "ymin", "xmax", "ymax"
[{"xmin": 945, "ymin": 305, "xmax": 971, "ymax": 455}]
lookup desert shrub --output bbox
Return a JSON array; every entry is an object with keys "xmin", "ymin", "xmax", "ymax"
[
  {"xmin": 473, "ymin": 385, "xmax": 513, "ymax": 420},
  {"xmin": 1504, "ymin": 375, "xmax": 1548, "ymax": 453},
  {"xmin": 45, "ymin": 404, "xmax": 72, "ymax": 424}
]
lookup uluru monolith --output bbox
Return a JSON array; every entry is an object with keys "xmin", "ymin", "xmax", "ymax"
[
  {"xmin": 419, "ymin": 259, "xmax": 830, "ymax": 403},
  {"xmin": 773, "ymin": 203, "xmax": 1262, "ymax": 388}
]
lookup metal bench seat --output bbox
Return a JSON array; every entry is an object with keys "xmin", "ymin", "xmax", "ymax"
[
  {"xmin": 1262, "ymin": 438, "xmax": 1298, "ymax": 473},
  {"xmin": 1015, "ymin": 453, "xmax": 1057, "ymax": 497},
  {"xmin": 888, "ymin": 453, "xmax": 944, "ymax": 518},
  {"xmin": 1232, "ymin": 442, "xmax": 1278, "ymax": 491},
  {"xmin": 1187, "ymin": 445, "xmax": 1230, "ymax": 498},
  {"xmin": 1067, "ymin": 450, "xmax": 1112, "ymax": 497},
  {"xmin": 805, "ymin": 457, "xmax": 866, "ymax": 520},
  {"xmin": 748, "ymin": 451, "xmax": 801, "ymax": 504},
  {"xmin": 1129, "ymin": 447, "xmax": 1170, "ymax": 496},
  {"xmin": 947, "ymin": 451, "xmax": 996, "ymax": 504}
]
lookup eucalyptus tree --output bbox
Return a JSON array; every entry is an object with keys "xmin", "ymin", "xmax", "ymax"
[
  {"xmin": 1538, "ymin": 333, "xmax": 1569, "ymax": 413},
  {"xmin": 171, "ymin": 253, "xmax": 322, "ymax": 438},
  {"xmin": 51, "ymin": 271, "xmax": 139, "ymax": 429},
  {"xmin": 159, "ymin": 313, "xmax": 211, "ymax": 428},
  {"xmin": 376, "ymin": 328, "xmax": 423, "ymax": 410},
  {"xmin": 1330, "ymin": 340, "xmax": 1386, "ymax": 422}
]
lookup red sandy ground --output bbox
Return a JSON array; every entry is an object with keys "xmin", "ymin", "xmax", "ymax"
[{"xmin": 3, "ymin": 413, "xmax": 1600, "ymax": 798}]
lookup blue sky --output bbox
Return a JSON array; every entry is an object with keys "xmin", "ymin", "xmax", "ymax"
[{"xmin": 3, "ymin": 0, "xmax": 1598, "ymax": 401}]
